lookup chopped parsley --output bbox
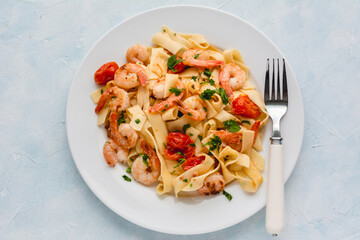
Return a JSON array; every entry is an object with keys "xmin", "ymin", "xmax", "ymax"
[
  {"xmin": 190, "ymin": 183, "xmax": 193, "ymax": 187},
  {"xmin": 117, "ymin": 111, "xmax": 126, "ymax": 125},
  {"xmin": 163, "ymin": 142, "xmax": 167, "ymax": 149},
  {"xmin": 191, "ymin": 76, "xmax": 198, "ymax": 81},
  {"xmin": 241, "ymin": 120, "xmax": 251, "ymax": 125},
  {"xmin": 223, "ymin": 190, "xmax": 233, "ymax": 201},
  {"xmin": 217, "ymin": 87, "xmax": 229, "ymax": 105},
  {"xmin": 129, "ymin": 157, "xmax": 134, "ymax": 162},
  {"xmin": 203, "ymin": 106, "xmax": 208, "ymax": 112},
  {"xmin": 209, "ymin": 78, "xmax": 215, "ymax": 86},
  {"xmin": 111, "ymin": 96, "xmax": 116, "ymax": 99},
  {"xmin": 167, "ymin": 55, "xmax": 184, "ymax": 72},
  {"xmin": 122, "ymin": 175, "xmax": 131, "ymax": 182},
  {"xmin": 183, "ymin": 179, "xmax": 188, "ymax": 183},
  {"xmin": 169, "ymin": 87, "xmax": 184, "ymax": 96},
  {"xmin": 204, "ymin": 135, "xmax": 222, "ymax": 152},
  {"xmin": 177, "ymin": 151, "xmax": 185, "ymax": 157},
  {"xmin": 189, "ymin": 133, "xmax": 193, "ymax": 137},
  {"xmin": 187, "ymin": 113, "xmax": 193, "ymax": 116},
  {"xmin": 174, "ymin": 33, "xmax": 177, "ymax": 36},
  {"xmin": 204, "ymin": 68, "xmax": 212, "ymax": 78},
  {"xmin": 173, "ymin": 158, "xmax": 186, "ymax": 168},
  {"xmin": 135, "ymin": 119, "xmax": 140, "ymax": 124},
  {"xmin": 200, "ymin": 89, "xmax": 216, "ymax": 100},
  {"xmin": 170, "ymin": 170, "xmax": 175, "ymax": 174},
  {"xmin": 194, "ymin": 53, "xmax": 200, "ymax": 59},
  {"xmin": 165, "ymin": 104, "xmax": 168, "ymax": 108},
  {"xmin": 183, "ymin": 124, "xmax": 191, "ymax": 133},
  {"xmin": 100, "ymin": 89, "xmax": 104, "ymax": 94},
  {"xmin": 106, "ymin": 141, "xmax": 110, "ymax": 144},
  {"xmin": 163, "ymin": 29, "xmax": 166, "ymax": 32},
  {"xmin": 189, "ymin": 143, "xmax": 195, "ymax": 147},
  {"xmin": 126, "ymin": 166, "xmax": 131, "ymax": 173},
  {"xmin": 198, "ymin": 135, "xmax": 203, "ymax": 141},
  {"xmin": 223, "ymin": 120, "xmax": 241, "ymax": 133},
  {"xmin": 142, "ymin": 154, "xmax": 149, "ymax": 167}
]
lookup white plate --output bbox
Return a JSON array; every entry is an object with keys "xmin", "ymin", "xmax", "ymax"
[{"xmin": 66, "ymin": 5, "xmax": 304, "ymax": 235}]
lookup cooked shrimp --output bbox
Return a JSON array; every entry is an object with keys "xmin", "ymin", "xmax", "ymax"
[
  {"xmin": 114, "ymin": 63, "xmax": 148, "ymax": 89},
  {"xmin": 182, "ymin": 49, "xmax": 224, "ymax": 68},
  {"xmin": 148, "ymin": 81, "xmax": 185, "ymax": 113},
  {"xmin": 152, "ymin": 78, "xmax": 165, "ymax": 99},
  {"xmin": 213, "ymin": 130, "xmax": 243, "ymax": 151},
  {"xmin": 103, "ymin": 139, "xmax": 129, "ymax": 167},
  {"xmin": 109, "ymin": 112, "xmax": 139, "ymax": 148},
  {"xmin": 126, "ymin": 44, "xmax": 149, "ymax": 64},
  {"xmin": 131, "ymin": 140, "xmax": 161, "ymax": 186},
  {"xmin": 95, "ymin": 87, "xmax": 130, "ymax": 114},
  {"xmin": 219, "ymin": 63, "xmax": 246, "ymax": 99},
  {"xmin": 198, "ymin": 172, "xmax": 225, "ymax": 195},
  {"xmin": 175, "ymin": 95, "xmax": 207, "ymax": 121}
]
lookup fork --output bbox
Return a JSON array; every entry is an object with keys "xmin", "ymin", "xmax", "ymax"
[{"xmin": 264, "ymin": 59, "xmax": 288, "ymax": 236}]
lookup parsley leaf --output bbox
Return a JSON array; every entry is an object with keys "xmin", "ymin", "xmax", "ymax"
[
  {"xmin": 223, "ymin": 190, "xmax": 233, "ymax": 201},
  {"xmin": 189, "ymin": 133, "xmax": 193, "ymax": 136},
  {"xmin": 122, "ymin": 175, "xmax": 131, "ymax": 182},
  {"xmin": 135, "ymin": 119, "xmax": 140, "ymax": 124},
  {"xmin": 204, "ymin": 68, "xmax": 212, "ymax": 78},
  {"xmin": 142, "ymin": 154, "xmax": 149, "ymax": 167},
  {"xmin": 191, "ymin": 76, "xmax": 197, "ymax": 81},
  {"xmin": 100, "ymin": 89, "xmax": 104, "ymax": 94},
  {"xmin": 173, "ymin": 158, "xmax": 186, "ymax": 168},
  {"xmin": 182, "ymin": 124, "xmax": 191, "ymax": 133},
  {"xmin": 209, "ymin": 78, "xmax": 215, "ymax": 86},
  {"xmin": 169, "ymin": 87, "xmax": 184, "ymax": 96},
  {"xmin": 183, "ymin": 179, "xmax": 188, "ymax": 183},
  {"xmin": 187, "ymin": 113, "xmax": 193, "ymax": 116},
  {"xmin": 194, "ymin": 53, "xmax": 199, "ymax": 59},
  {"xmin": 241, "ymin": 120, "xmax": 251, "ymax": 125},
  {"xmin": 200, "ymin": 89, "xmax": 216, "ymax": 100},
  {"xmin": 203, "ymin": 106, "xmax": 208, "ymax": 112},
  {"xmin": 163, "ymin": 142, "xmax": 167, "ymax": 149},
  {"xmin": 167, "ymin": 55, "xmax": 184, "ymax": 72},
  {"xmin": 189, "ymin": 143, "xmax": 195, "ymax": 147},
  {"xmin": 117, "ymin": 117, "xmax": 126, "ymax": 125},
  {"xmin": 204, "ymin": 135, "xmax": 222, "ymax": 152},
  {"xmin": 190, "ymin": 183, "xmax": 193, "ymax": 187},
  {"xmin": 177, "ymin": 151, "xmax": 185, "ymax": 157},
  {"xmin": 223, "ymin": 120, "xmax": 241, "ymax": 133},
  {"xmin": 198, "ymin": 135, "xmax": 203, "ymax": 141},
  {"xmin": 126, "ymin": 166, "xmax": 131, "ymax": 173},
  {"xmin": 170, "ymin": 170, "xmax": 175, "ymax": 174},
  {"xmin": 217, "ymin": 88, "xmax": 229, "ymax": 105}
]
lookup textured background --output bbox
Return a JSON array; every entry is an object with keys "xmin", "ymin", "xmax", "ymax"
[{"xmin": 1, "ymin": 1, "xmax": 360, "ymax": 239}]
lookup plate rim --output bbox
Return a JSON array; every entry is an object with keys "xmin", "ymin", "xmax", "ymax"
[{"xmin": 66, "ymin": 4, "xmax": 304, "ymax": 235}]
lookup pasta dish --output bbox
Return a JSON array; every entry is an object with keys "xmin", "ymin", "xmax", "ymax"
[{"xmin": 90, "ymin": 26, "xmax": 269, "ymax": 199}]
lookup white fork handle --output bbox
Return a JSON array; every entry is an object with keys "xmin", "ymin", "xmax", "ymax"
[{"xmin": 266, "ymin": 144, "xmax": 284, "ymax": 235}]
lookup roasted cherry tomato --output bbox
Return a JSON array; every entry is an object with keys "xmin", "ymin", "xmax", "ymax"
[
  {"xmin": 166, "ymin": 132, "xmax": 192, "ymax": 149},
  {"xmin": 164, "ymin": 132, "xmax": 195, "ymax": 160},
  {"xmin": 183, "ymin": 156, "xmax": 205, "ymax": 171},
  {"xmin": 232, "ymin": 94, "xmax": 261, "ymax": 118},
  {"xmin": 94, "ymin": 62, "xmax": 119, "ymax": 85},
  {"xmin": 168, "ymin": 56, "xmax": 185, "ymax": 74}
]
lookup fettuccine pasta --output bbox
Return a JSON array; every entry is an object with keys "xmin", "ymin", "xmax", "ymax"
[{"xmin": 91, "ymin": 26, "xmax": 269, "ymax": 199}]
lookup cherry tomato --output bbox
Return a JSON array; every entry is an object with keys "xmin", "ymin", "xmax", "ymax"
[
  {"xmin": 183, "ymin": 156, "xmax": 205, "ymax": 171},
  {"xmin": 168, "ymin": 57, "xmax": 185, "ymax": 74},
  {"xmin": 164, "ymin": 132, "xmax": 195, "ymax": 160},
  {"xmin": 166, "ymin": 132, "xmax": 192, "ymax": 149},
  {"xmin": 94, "ymin": 62, "xmax": 119, "ymax": 85},
  {"xmin": 232, "ymin": 94, "xmax": 261, "ymax": 118}
]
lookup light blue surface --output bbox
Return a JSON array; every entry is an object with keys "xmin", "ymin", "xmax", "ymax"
[{"xmin": 1, "ymin": 1, "xmax": 359, "ymax": 239}]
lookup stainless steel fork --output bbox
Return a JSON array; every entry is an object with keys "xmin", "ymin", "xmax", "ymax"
[{"xmin": 264, "ymin": 59, "xmax": 288, "ymax": 236}]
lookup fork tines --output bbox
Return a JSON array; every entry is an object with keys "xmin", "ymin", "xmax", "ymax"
[{"xmin": 264, "ymin": 59, "xmax": 288, "ymax": 104}]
